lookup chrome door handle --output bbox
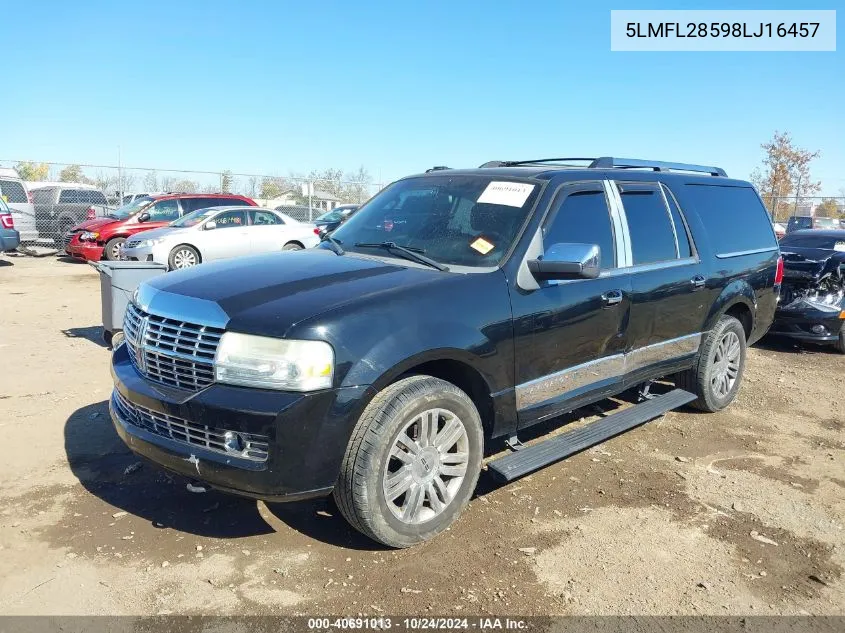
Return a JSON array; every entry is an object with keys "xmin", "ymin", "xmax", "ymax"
[
  {"xmin": 601, "ymin": 289, "xmax": 624, "ymax": 307},
  {"xmin": 691, "ymin": 275, "xmax": 706, "ymax": 290}
]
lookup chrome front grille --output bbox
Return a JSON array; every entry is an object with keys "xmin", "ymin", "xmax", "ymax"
[
  {"xmin": 112, "ymin": 390, "xmax": 269, "ymax": 462},
  {"xmin": 123, "ymin": 302, "xmax": 224, "ymax": 391},
  {"xmin": 62, "ymin": 231, "xmax": 79, "ymax": 248}
]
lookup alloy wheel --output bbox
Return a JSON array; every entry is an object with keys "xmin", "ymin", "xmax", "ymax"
[
  {"xmin": 711, "ymin": 330, "xmax": 741, "ymax": 398},
  {"xmin": 173, "ymin": 248, "xmax": 197, "ymax": 269},
  {"xmin": 382, "ymin": 408, "xmax": 469, "ymax": 525}
]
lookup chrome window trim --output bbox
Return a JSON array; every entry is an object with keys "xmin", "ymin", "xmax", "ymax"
[
  {"xmin": 656, "ymin": 182, "xmax": 681, "ymax": 259},
  {"xmin": 660, "ymin": 183, "xmax": 700, "ymax": 260},
  {"xmin": 605, "ymin": 180, "xmax": 633, "ymax": 268},
  {"xmin": 715, "ymin": 246, "xmax": 779, "ymax": 259},
  {"xmin": 515, "ymin": 332, "xmax": 702, "ymax": 411}
]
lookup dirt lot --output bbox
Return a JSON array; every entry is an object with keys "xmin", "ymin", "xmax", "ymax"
[{"xmin": 1, "ymin": 254, "xmax": 843, "ymax": 616}]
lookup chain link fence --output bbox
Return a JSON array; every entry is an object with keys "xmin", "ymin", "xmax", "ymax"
[
  {"xmin": 0, "ymin": 160, "xmax": 384, "ymax": 247},
  {"xmin": 762, "ymin": 196, "xmax": 845, "ymax": 225}
]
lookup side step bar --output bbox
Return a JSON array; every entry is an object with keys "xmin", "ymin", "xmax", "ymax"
[{"xmin": 487, "ymin": 389, "xmax": 696, "ymax": 483}]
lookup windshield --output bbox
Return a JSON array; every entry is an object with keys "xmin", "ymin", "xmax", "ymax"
[
  {"xmin": 171, "ymin": 208, "xmax": 217, "ymax": 228},
  {"xmin": 328, "ymin": 175, "xmax": 540, "ymax": 268},
  {"xmin": 110, "ymin": 196, "xmax": 154, "ymax": 220},
  {"xmin": 316, "ymin": 209, "xmax": 344, "ymax": 223}
]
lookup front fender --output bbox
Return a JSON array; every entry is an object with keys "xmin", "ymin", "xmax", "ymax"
[{"xmin": 341, "ymin": 321, "xmax": 498, "ymax": 390}]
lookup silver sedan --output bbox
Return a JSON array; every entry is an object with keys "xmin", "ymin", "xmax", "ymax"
[{"xmin": 120, "ymin": 206, "xmax": 321, "ymax": 270}]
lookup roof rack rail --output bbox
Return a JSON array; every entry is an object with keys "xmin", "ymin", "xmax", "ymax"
[
  {"xmin": 589, "ymin": 157, "xmax": 727, "ymax": 177},
  {"xmin": 425, "ymin": 166, "xmax": 451, "ymax": 172},
  {"xmin": 479, "ymin": 157, "xmax": 727, "ymax": 177},
  {"xmin": 480, "ymin": 158, "xmax": 596, "ymax": 168}
]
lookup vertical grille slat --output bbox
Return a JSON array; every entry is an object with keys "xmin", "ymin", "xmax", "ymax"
[{"xmin": 123, "ymin": 303, "xmax": 223, "ymax": 392}]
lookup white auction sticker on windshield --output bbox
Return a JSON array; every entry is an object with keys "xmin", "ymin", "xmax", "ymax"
[{"xmin": 477, "ymin": 181, "xmax": 535, "ymax": 208}]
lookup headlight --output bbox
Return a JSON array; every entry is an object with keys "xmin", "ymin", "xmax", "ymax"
[
  {"xmin": 136, "ymin": 238, "xmax": 163, "ymax": 248},
  {"xmin": 214, "ymin": 333, "xmax": 334, "ymax": 391},
  {"xmin": 80, "ymin": 231, "xmax": 99, "ymax": 241}
]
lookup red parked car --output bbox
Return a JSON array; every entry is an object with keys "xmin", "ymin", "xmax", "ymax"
[{"xmin": 64, "ymin": 193, "xmax": 257, "ymax": 262}]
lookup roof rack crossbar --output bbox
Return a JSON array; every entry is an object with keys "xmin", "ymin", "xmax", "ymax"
[{"xmin": 589, "ymin": 157, "xmax": 727, "ymax": 177}]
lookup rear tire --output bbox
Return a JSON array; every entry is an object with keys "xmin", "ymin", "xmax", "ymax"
[
  {"xmin": 333, "ymin": 375, "xmax": 483, "ymax": 548},
  {"xmin": 283, "ymin": 242, "xmax": 304, "ymax": 251},
  {"xmin": 168, "ymin": 245, "xmax": 200, "ymax": 270},
  {"xmin": 676, "ymin": 315, "xmax": 747, "ymax": 412},
  {"xmin": 104, "ymin": 237, "xmax": 126, "ymax": 261}
]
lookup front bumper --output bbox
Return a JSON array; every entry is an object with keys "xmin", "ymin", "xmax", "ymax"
[
  {"xmin": 65, "ymin": 238, "xmax": 104, "ymax": 261},
  {"xmin": 110, "ymin": 343, "xmax": 369, "ymax": 501},
  {"xmin": 120, "ymin": 244, "xmax": 155, "ymax": 262},
  {"xmin": 769, "ymin": 308, "xmax": 844, "ymax": 343}
]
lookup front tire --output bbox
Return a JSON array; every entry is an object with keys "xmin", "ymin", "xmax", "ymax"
[
  {"xmin": 334, "ymin": 375, "xmax": 484, "ymax": 548},
  {"xmin": 168, "ymin": 245, "xmax": 200, "ymax": 270},
  {"xmin": 835, "ymin": 322, "xmax": 845, "ymax": 354},
  {"xmin": 677, "ymin": 315, "xmax": 747, "ymax": 412},
  {"xmin": 103, "ymin": 237, "xmax": 126, "ymax": 261},
  {"xmin": 283, "ymin": 242, "xmax": 304, "ymax": 251}
]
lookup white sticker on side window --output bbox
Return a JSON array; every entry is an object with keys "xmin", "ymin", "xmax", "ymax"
[{"xmin": 477, "ymin": 181, "xmax": 535, "ymax": 208}]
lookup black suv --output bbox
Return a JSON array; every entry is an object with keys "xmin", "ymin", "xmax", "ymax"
[{"xmin": 110, "ymin": 157, "xmax": 781, "ymax": 547}]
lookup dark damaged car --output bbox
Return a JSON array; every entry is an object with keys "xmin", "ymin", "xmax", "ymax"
[{"xmin": 770, "ymin": 229, "xmax": 845, "ymax": 352}]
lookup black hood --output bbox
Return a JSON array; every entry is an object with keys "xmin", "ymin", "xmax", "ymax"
[{"xmin": 139, "ymin": 250, "xmax": 443, "ymax": 336}]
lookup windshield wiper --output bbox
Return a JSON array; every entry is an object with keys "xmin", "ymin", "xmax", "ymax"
[
  {"xmin": 320, "ymin": 232, "xmax": 345, "ymax": 255},
  {"xmin": 354, "ymin": 242, "xmax": 449, "ymax": 272}
]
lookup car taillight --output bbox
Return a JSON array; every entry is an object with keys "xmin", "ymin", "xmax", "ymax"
[
  {"xmin": 0, "ymin": 214, "xmax": 13, "ymax": 229},
  {"xmin": 86, "ymin": 206, "xmax": 97, "ymax": 220},
  {"xmin": 313, "ymin": 228, "xmax": 321, "ymax": 235},
  {"xmin": 775, "ymin": 256, "xmax": 784, "ymax": 285}
]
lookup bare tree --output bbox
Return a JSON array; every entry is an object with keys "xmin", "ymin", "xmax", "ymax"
[{"xmin": 753, "ymin": 131, "xmax": 820, "ymax": 221}]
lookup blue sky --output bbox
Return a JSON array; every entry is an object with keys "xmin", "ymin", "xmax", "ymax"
[{"xmin": 3, "ymin": 0, "xmax": 843, "ymax": 193}]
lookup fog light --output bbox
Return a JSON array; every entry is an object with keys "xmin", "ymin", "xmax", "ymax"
[
  {"xmin": 811, "ymin": 325, "xmax": 827, "ymax": 335},
  {"xmin": 222, "ymin": 431, "xmax": 245, "ymax": 453}
]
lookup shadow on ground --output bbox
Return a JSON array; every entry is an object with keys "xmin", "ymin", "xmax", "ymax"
[
  {"xmin": 63, "ymin": 400, "xmax": 388, "ymax": 550},
  {"xmin": 63, "ymin": 325, "xmax": 109, "ymax": 348},
  {"xmin": 0, "ymin": 259, "xmax": 13, "ymax": 267}
]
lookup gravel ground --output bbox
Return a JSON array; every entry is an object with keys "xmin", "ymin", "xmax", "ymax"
[{"xmin": 1, "ymin": 254, "xmax": 843, "ymax": 616}]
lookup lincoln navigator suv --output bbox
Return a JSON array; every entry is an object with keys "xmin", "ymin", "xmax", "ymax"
[{"xmin": 109, "ymin": 157, "xmax": 781, "ymax": 547}]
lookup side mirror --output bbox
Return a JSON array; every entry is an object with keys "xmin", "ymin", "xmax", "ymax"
[
  {"xmin": 528, "ymin": 243, "xmax": 601, "ymax": 280},
  {"xmin": 204, "ymin": 220, "xmax": 217, "ymax": 230},
  {"xmin": 137, "ymin": 211, "xmax": 151, "ymax": 223}
]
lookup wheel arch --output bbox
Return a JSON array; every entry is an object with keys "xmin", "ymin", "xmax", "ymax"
[
  {"xmin": 704, "ymin": 282, "xmax": 756, "ymax": 341},
  {"xmin": 364, "ymin": 350, "xmax": 496, "ymax": 438}
]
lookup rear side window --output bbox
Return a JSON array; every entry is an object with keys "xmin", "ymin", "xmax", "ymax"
[
  {"xmin": 32, "ymin": 189, "xmax": 53, "ymax": 204},
  {"xmin": 0, "ymin": 179, "xmax": 28, "ymax": 203},
  {"xmin": 543, "ymin": 184, "xmax": 616, "ymax": 269},
  {"xmin": 616, "ymin": 182, "xmax": 677, "ymax": 265},
  {"xmin": 250, "ymin": 210, "xmax": 283, "ymax": 225},
  {"xmin": 59, "ymin": 189, "xmax": 85, "ymax": 203},
  {"xmin": 683, "ymin": 185, "xmax": 776, "ymax": 254},
  {"xmin": 89, "ymin": 191, "xmax": 107, "ymax": 205}
]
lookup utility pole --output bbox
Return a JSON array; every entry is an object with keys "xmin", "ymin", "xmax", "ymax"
[
  {"xmin": 794, "ymin": 173, "xmax": 802, "ymax": 215},
  {"xmin": 118, "ymin": 145, "xmax": 123, "ymax": 203}
]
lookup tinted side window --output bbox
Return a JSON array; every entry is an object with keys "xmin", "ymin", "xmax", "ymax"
[
  {"xmin": 224, "ymin": 198, "xmax": 251, "ymax": 207},
  {"xmin": 0, "ymin": 180, "xmax": 28, "ymax": 203},
  {"xmin": 146, "ymin": 199, "xmax": 180, "ymax": 221},
  {"xmin": 683, "ymin": 185, "xmax": 776, "ymax": 253},
  {"xmin": 59, "ymin": 189, "xmax": 84, "ymax": 203},
  {"xmin": 250, "ymin": 210, "xmax": 282, "ymax": 225},
  {"xmin": 661, "ymin": 185, "xmax": 693, "ymax": 258},
  {"xmin": 212, "ymin": 210, "xmax": 247, "ymax": 228},
  {"xmin": 617, "ymin": 182, "xmax": 677, "ymax": 265},
  {"xmin": 780, "ymin": 234, "xmax": 838, "ymax": 249},
  {"xmin": 543, "ymin": 185, "xmax": 616, "ymax": 269},
  {"xmin": 90, "ymin": 191, "xmax": 108, "ymax": 205},
  {"xmin": 32, "ymin": 189, "xmax": 53, "ymax": 204}
]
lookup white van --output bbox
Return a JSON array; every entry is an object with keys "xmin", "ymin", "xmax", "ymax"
[{"xmin": 0, "ymin": 168, "xmax": 38, "ymax": 243}]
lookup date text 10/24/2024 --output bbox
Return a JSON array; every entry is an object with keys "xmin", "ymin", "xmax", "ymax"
[{"xmin": 626, "ymin": 22, "xmax": 820, "ymax": 39}]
